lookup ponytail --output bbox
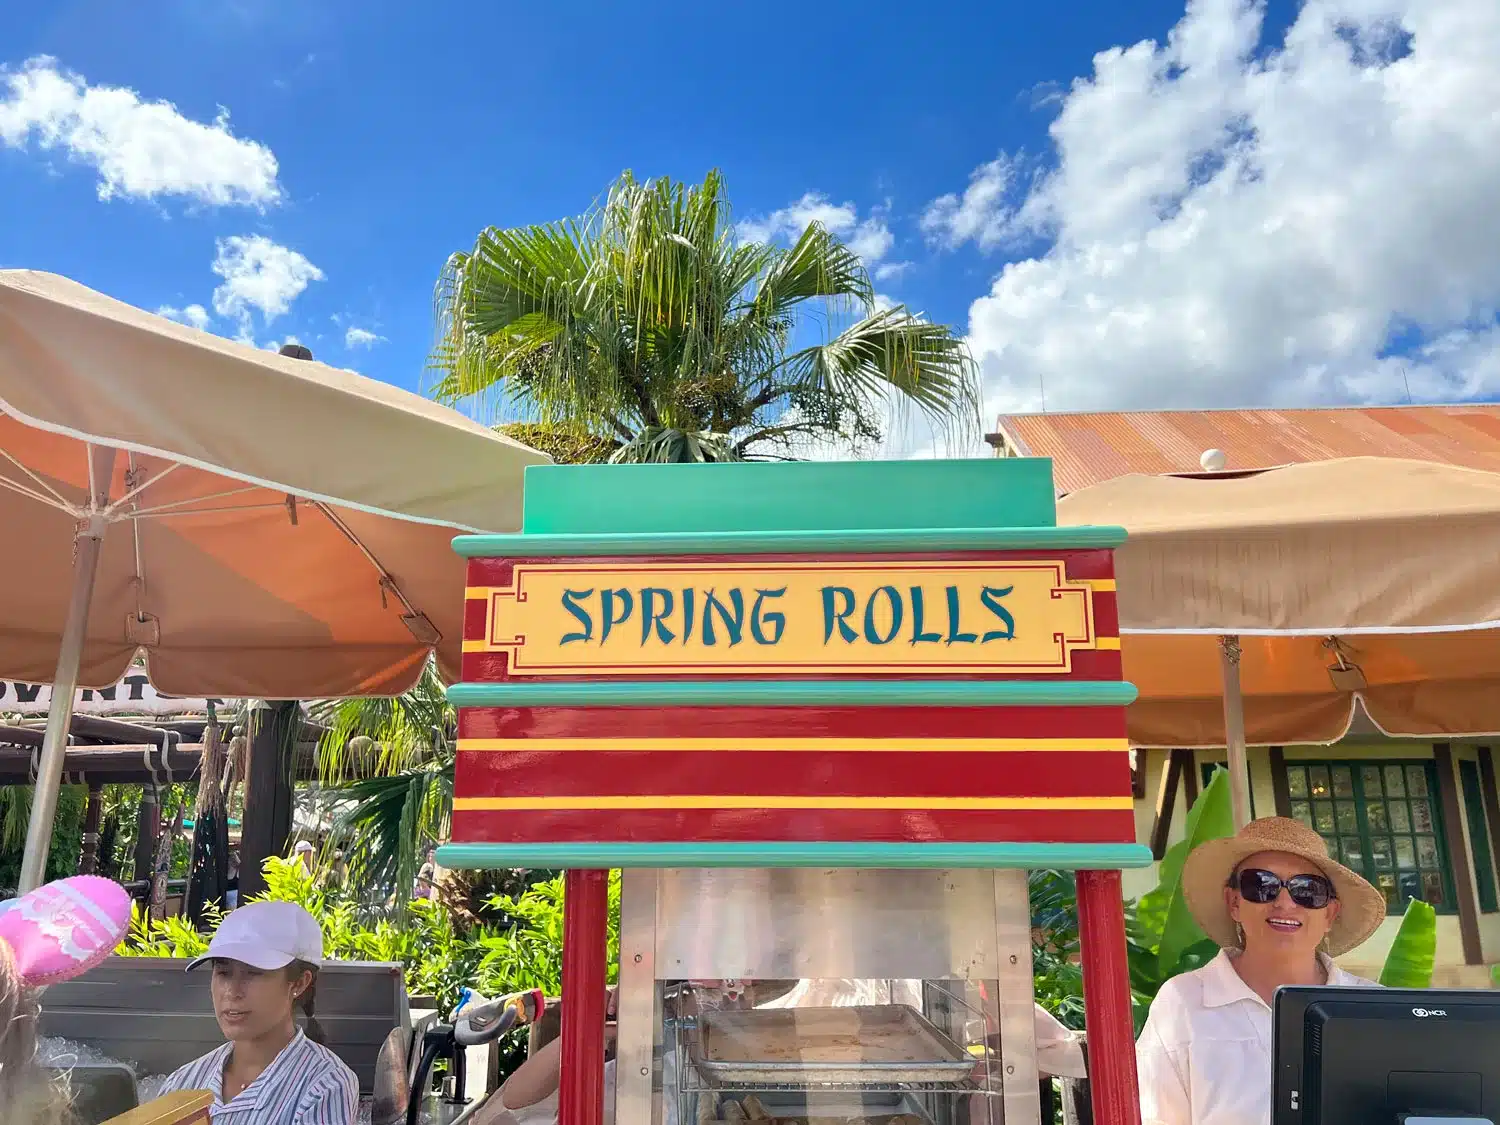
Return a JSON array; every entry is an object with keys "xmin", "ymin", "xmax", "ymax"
[
  {"xmin": 287, "ymin": 959, "xmax": 327, "ymax": 1045},
  {"xmin": 0, "ymin": 941, "xmax": 71, "ymax": 1124}
]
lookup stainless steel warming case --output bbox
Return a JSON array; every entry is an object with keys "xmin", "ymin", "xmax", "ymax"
[{"xmin": 614, "ymin": 868, "xmax": 1041, "ymax": 1125}]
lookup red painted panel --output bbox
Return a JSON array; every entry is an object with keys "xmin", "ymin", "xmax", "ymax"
[
  {"xmin": 457, "ymin": 704, "xmax": 1128, "ymax": 741},
  {"xmin": 450, "ymin": 807, "xmax": 1137, "ymax": 844},
  {"xmin": 454, "ymin": 749, "xmax": 1133, "ymax": 799}
]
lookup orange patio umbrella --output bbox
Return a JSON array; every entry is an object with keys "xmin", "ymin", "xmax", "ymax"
[
  {"xmin": 1057, "ymin": 458, "xmax": 1500, "ymax": 826},
  {"xmin": 0, "ymin": 270, "xmax": 548, "ymax": 889}
]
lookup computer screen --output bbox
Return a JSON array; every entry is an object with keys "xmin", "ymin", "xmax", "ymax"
[{"xmin": 1273, "ymin": 986, "xmax": 1500, "ymax": 1125}]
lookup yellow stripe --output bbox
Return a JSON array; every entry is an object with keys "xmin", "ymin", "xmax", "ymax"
[
  {"xmin": 1088, "ymin": 579, "xmax": 1117, "ymax": 592},
  {"xmin": 457, "ymin": 737, "xmax": 1130, "ymax": 753},
  {"xmin": 465, "ymin": 637, "xmax": 1121, "ymax": 654},
  {"xmin": 453, "ymin": 795, "xmax": 1134, "ymax": 811}
]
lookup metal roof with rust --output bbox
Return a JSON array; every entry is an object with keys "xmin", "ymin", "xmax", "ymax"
[{"xmin": 990, "ymin": 403, "xmax": 1500, "ymax": 494}]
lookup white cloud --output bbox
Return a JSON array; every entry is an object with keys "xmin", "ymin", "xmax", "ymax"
[
  {"xmin": 211, "ymin": 234, "xmax": 323, "ymax": 341},
  {"xmin": 873, "ymin": 260, "xmax": 914, "ymax": 282},
  {"xmin": 156, "ymin": 303, "xmax": 211, "ymax": 331},
  {"xmin": 737, "ymin": 192, "xmax": 896, "ymax": 271},
  {"xmin": 920, "ymin": 155, "xmax": 1018, "ymax": 252},
  {"xmin": 344, "ymin": 326, "xmax": 386, "ymax": 349},
  {"xmin": 933, "ymin": 0, "xmax": 1500, "ymax": 417},
  {"xmin": 0, "ymin": 56, "xmax": 281, "ymax": 207}
]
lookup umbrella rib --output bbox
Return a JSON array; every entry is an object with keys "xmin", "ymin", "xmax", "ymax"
[
  {"xmin": 131, "ymin": 501, "xmax": 291, "ymax": 520},
  {"xmin": 102, "ymin": 462, "xmax": 182, "ymax": 517},
  {"xmin": 311, "ymin": 500, "xmax": 420, "ymax": 617},
  {"xmin": 0, "ymin": 448, "xmax": 75, "ymax": 511},
  {"xmin": 125, "ymin": 484, "xmax": 264, "ymax": 518},
  {"xmin": 0, "ymin": 471, "xmax": 78, "ymax": 514}
]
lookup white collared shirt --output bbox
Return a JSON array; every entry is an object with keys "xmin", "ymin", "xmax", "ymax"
[
  {"xmin": 1136, "ymin": 950, "xmax": 1375, "ymax": 1125},
  {"xmin": 158, "ymin": 1029, "xmax": 358, "ymax": 1124}
]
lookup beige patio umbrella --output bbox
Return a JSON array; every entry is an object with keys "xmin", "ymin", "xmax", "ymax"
[
  {"xmin": 1057, "ymin": 457, "xmax": 1500, "ymax": 827},
  {"xmin": 0, "ymin": 270, "xmax": 548, "ymax": 889}
]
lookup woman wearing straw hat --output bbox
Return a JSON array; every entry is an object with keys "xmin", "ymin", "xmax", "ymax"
[{"xmin": 1137, "ymin": 817, "xmax": 1387, "ymax": 1125}]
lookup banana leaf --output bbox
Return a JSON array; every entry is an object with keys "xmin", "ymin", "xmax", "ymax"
[
  {"xmin": 1378, "ymin": 897, "xmax": 1436, "ymax": 988},
  {"xmin": 1149, "ymin": 767, "xmax": 1235, "ymax": 976}
]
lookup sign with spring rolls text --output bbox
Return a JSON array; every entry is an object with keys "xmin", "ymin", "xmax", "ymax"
[{"xmin": 461, "ymin": 555, "xmax": 1117, "ymax": 679}]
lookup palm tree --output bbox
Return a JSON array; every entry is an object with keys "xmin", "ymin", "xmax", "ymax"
[
  {"xmin": 432, "ymin": 170, "xmax": 980, "ymax": 461},
  {"xmin": 307, "ymin": 662, "xmax": 454, "ymax": 911}
]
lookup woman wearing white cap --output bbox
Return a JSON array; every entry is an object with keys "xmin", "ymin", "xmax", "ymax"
[
  {"xmin": 156, "ymin": 901, "xmax": 359, "ymax": 1124},
  {"xmin": 1136, "ymin": 817, "xmax": 1385, "ymax": 1125}
]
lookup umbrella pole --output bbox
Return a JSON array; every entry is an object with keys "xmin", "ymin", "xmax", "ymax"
[
  {"xmin": 1219, "ymin": 634, "xmax": 1252, "ymax": 830},
  {"xmin": 19, "ymin": 516, "xmax": 107, "ymax": 892}
]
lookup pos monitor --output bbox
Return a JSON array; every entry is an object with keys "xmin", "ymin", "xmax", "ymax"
[{"xmin": 1273, "ymin": 986, "xmax": 1500, "ymax": 1125}]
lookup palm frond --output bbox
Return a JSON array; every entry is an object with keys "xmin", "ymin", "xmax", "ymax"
[
  {"xmin": 608, "ymin": 426, "xmax": 742, "ymax": 463},
  {"xmin": 781, "ymin": 305, "xmax": 981, "ymax": 435}
]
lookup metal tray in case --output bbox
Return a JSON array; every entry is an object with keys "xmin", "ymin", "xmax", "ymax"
[
  {"xmin": 689, "ymin": 1005, "xmax": 974, "ymax": 1086},
  {"xmin": 710, "ymin": 1089, "xmax": 934, "ymax": 1124}
]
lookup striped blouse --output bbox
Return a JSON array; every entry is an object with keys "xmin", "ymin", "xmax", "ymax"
[{"xmin": 158, "ymin": 1029, "xmax": 359, "ymax": 1124}]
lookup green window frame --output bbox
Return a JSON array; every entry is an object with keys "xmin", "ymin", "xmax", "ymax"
[
  {"xmin": 1285, "ymin": 759, "xmax": 1456, "ymax": 916},
  {"xmin": 1458, "ymin": 758, "xmax": 1499, "ymax": 914}
]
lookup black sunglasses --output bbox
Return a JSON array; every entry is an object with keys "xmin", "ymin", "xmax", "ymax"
[{"xmin": 1231, "ymin": 868, "xmax": 1337, "ymax": 909}]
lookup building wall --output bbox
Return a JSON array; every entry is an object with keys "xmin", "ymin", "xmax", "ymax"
[{"xmin": 1131, "ymin": 742, "xmax": 1500, "ymax": 978}]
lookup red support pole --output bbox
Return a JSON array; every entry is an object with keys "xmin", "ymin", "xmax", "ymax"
[
  {"xmin": 559, "ymin": 868, "xmax": 609, "ymax": 1125},
  {"xmin": 1076, "ymin": 868, "xmax": 1142, "ymax": 1125}
]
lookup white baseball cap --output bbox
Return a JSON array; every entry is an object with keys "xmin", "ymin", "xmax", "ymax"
[{"xmin": 186, "ymin": 901, "xmax": 324, "ymax": 973}]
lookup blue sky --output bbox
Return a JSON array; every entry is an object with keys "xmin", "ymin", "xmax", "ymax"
[{"xmin": 2, "ymin": 0, "xmax": 1497, "ymax": 454}]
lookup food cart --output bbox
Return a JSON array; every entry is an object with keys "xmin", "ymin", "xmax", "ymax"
[{"xmin": 438, "ymin": 459, "xmax": 1149, "ymax": 1125}]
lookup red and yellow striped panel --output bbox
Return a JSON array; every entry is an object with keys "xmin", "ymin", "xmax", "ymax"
[
  {"xmin": 450, "ymin": 705, "xmax": 1135, "ymax": 846},
  {"xmin": 460, "ymin": 550, "xmax": 1121, "ymax": 684}
]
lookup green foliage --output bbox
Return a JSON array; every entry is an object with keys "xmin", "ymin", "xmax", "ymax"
[
  {"xmin": 119, "ymin": 858, "xmax": 622, "ymax": 1015},
  {"xmin": 1145, "ymin": 767, "xmax": 1234, "ymax": 975},
  {"xmin": 1378, "ymin": 898, "xmax": 1437, "ymax": 988},
  {"xmin": 433, "ymin": 169, "xmax": 980, "ymax": 462},
  {"xmin": 471, "ymin": 872, "xmax": 622, "ymax": 998},
  {"xmin": 0, "ymin": 784, "xmax": 87, "ymax": 891}
]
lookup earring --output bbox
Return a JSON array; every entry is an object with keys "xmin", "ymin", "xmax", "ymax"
[{"xmin": 1234, "ymin": 922, "xmax": 1246, "ymax": 949}]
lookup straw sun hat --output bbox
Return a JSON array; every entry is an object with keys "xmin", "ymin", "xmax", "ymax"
[{"xmin": 1182, "ymin": 817, "xmax": 1387, "ymax": 956}]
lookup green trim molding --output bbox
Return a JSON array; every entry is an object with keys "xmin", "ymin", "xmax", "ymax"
[
  {"xmin": 448, "ymin": 679, "xmax": 1138, "ymax": 709},
  {"xmin": 454, "ymin": 525, "xmax": 1124, "ymax": 558},
  {"xmin": 437, "ymin": 841, "xmax": 1155, "ymax": 870},
  {"xmin": 519, "ymin": 459, "xmax": 1060, "ymax": 535}
]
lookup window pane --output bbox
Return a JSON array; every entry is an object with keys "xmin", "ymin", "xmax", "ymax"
[
  {"xmin": 1398, "ymin": 870, "xmax": 1423, "ymax": 904},
  {"xmin": 1407, "ymin": 766, "xmax": 1429, "ymax": 797},
  {"xmin": 1290, "ymin": 800, "xmax": 1312, "ymax": 826},
  {"xmin": 1368, "ymin": 803, "xmax": 1390, "ymax": 832},
  {"xmin": 1394, "ymin": 837, "xmax": 1417, "ymax": 867},
  {"xmin": 1314, "ymin": 802, "xmax": 1336, "ymax": 833},
  {"xmin": 1310, "ymin": 766, "xmax": 1332, "ymax": 798},
  {"xmin": 1417, "ymin": 836, "xmax": 1440, "ymax": 869},
  {"xmin": 1288, "ymin": 768, "xmax": 1308, "ymax": 798},
  {"xmin": 1421, "ymin": 872, "xmax": 1446, "ymax": 906},
  {"xmin": 1390, "ymin": 804, "xmax": 1411, "ymax": 833},
  {"xmin": 1385, "ymin": 766, "xmax": 1407, "ymax": 797},
  {"xmin": 1332, "ymin": 766, "xmax": 1355, "ymax": 798},
  {"xmin": 1336, "ymin": 802, "xmax": 1358, "ymax": 834},
  {"xmin": 1411, "ymin": 800, "xmax": 1433, "ymax": 833},
  {"xmin": 1371, "ymin": 837, "xmax": 1394, "ymax": 869},
  {"xmin": 1376, "ymin": 872, "xmax": 1398, "ymax": 908},
  {"xmin": 1341, "ymin": 837, "xmax": 1364, "ymax": 868},
  {"xmin": 1361, "ymin": 766, "xmax": 1383, "ymax": 798}
]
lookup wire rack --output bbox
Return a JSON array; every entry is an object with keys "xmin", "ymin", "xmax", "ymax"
[{"xmin": 670, "ymin": 1017, "xmax": 986, "ymax": 1095}]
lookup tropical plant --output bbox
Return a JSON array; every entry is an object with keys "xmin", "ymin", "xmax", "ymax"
[
  {"xmin": 432, "ymin": 170, "xmax": 980, "ymax": 462},
  {"xmin": 306, "ymin": 662, "xmax": 455, "ymax": 910}
]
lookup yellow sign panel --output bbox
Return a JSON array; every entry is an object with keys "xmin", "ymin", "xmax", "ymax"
[{"xmin": 466, "ymin": 560, "xmax": 1104, "ymax": 676}]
